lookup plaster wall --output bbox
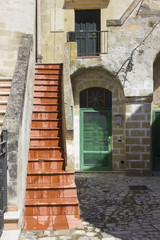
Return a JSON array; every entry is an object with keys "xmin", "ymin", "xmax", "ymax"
[{"xmin": 0, "ymin": 0, "xmax": 35, "ymax": 76}]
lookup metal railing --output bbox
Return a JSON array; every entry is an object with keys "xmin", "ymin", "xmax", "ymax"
[
  {"xmin": 67, "ymin": 30, "xmax": 108, "ymax": 57},
  {"xmin": 0, "ymin": 129, "xmax": 7, "ymax": 237}
]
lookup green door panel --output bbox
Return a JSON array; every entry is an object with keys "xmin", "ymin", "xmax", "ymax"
[
  {"xmin": 80, "ymin": 109, "xmax": 112, "ymax": 171},
  {"xmin": 152, "ymin": 111, "xmax": 160, "ymax": 170}
]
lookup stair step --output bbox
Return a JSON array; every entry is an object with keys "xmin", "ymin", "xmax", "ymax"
[
  {"xmin": 0, "ymin": 92, "xmax": 10, "ymax": 95},
  {"xmin": 27, "ymin": 161, "xmax": 64, "ymax": 171},
  {"xmin": 33, "ymin": 98, "xmax": 61, "ymax": 105},
  {"xmin": 23, "ymin": 214, "xmax": 82, "ymax": 230},
  {"xmin": 34, "ymin": 92, "xmax": 60, "ymax": 98},
  {"xmin": 27, "ymin": 170, "xmax": 74, "ymax": 175},
  {"xmin": 34, "ymin": 86, "xmax": 60, "ymax": 92},
  {"xmin": 26, "ymin": 174, "xmax": 74, "ymax": 184},
  {"xmin": 30, "ymin": 139, "xmax": 61, "ymax": 147},
  {"xmin": 31, "ymin": 121, "xmax": 61, "ymax": 128},
  {"xmin": 25, "ymin": 197, "xmax": 78, "ymax": 206},
  {"xmin": 35, "ymin": 64, "xmax": 62, "ymax": 70},
  {"xmin": 29, "ymin": 148, "xmax": 63, "ymax": 158},
  {"xmin": 34, "ymin": 80, "xmax": 60, "ymax": 86},
  {"xmin": 32, "ymin": 112, "xmax": 61, "ymax": 120},
  {"xmin": 30, "ymin": 129, "xmax": 61, "ymax": 138},
  {"xmin": 28, "ymin": 157, "xmax": 64, "ymax": 162},
  {"xmin": 24, "ymin": 205, "xmax": 79, "ymax": 216},
  {"xmin": 35, "ymin": 69, "xmax": 62, "ymax": 75},
  {"xmin": 33, "ymin": 105, "xmax": 61, "ymax": 112},
  {"xmin": 35, "ymin": 75, "xmax": 61, "ymax": 80},
  {"xmin": 26, "ymin": 182, "xmax": 76, "ymax": 190}
]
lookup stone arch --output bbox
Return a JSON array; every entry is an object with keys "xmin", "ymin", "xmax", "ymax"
[
  {"xmin": 71, "ymin": 67, "xmax": 126, "ymax": 171},
  {"xmin": 153, "ymin": 52, "xmax": 160, "ymax": 109}
]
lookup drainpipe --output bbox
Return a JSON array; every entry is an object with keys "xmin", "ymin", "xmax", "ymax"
[{"xmin": 36, "ymin": 0, "xmax": 42, "ymax": 63}]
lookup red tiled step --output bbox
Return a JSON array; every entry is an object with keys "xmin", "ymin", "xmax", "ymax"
[
  {"xmin": 33, "ymin": 105, "xmax": 61, "ymax": 112},
  {"xmin": 30, "ymin": 139, "xmax": 61, "ymax": 148},
  {"xmin": 26, "ymin": 172, "xmax": 75, "ymax": 184},
  {"xmin": 28, "ymin": 158, "xmax": 64, "ymax": 162},
  {"xmin": 34, "ymin": 80, "xmax": 60, "ymax": 86},
  {"xmin": 26, "ymin": 182, "xmax": 76, "ymax": 190},
  {"xmin": 23, "ymin": 215, "xmax": 83, "ymax": 230},
  {"xmin": 35, "ymin": 64, "xmax": 63, "ymax": 70},
  {"xmin": 30, "ymin": 129, "xmax": 61, "ymax": 138},
  {"xmin": 32, "ymin": 112, "xmax": 61, "ymax": 120},
  {"xmin": 35, "ymin": 69, "xmax": 62, "ymax": 75},
  {"xmin": 27, "ymin": 161, "xmax": 64, "ymax": 171},
  {"xmin": 25, "ymin": 205, "xmax": 79, "ymax": 216},
  {"xmin": 34, "ymin": 92, "xmax": 60, "ymax": 98},
  {"xmin": 34, "ymin": 85, "xmax": 60, "ymax": 92},
  {"xmin": 25, "ymin": 197, "xmax": 78, "ymax": 206},
  {"xmin": 29, "ymin": 148, "xmax": 63, "ymax": 159},
  {"xmin": 33, "ymin": 98, "xmax": 60, "ymax": 105},
  {"xmin": 31, "ymin": 121, "xmax": 61, "ymax": 129},
  {"xmin": 26, "ymin": 187, "xmax": 77, "ymax": 199},
  {"xmin": 35, "ymin": 75, "xmax": 61, "ymax": 80}
]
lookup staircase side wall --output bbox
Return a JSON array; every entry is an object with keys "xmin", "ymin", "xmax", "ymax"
[{"xmin": 2, "ymin": 35, "xmax": 35, "ymax": 227}]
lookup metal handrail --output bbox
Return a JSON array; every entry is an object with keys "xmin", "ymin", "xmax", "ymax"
[
  {"xmin": 0, "ymin": 129, "xmax": 7, "ymax": 237},
  {"xmin": 67, "ymin": 30, "xmax": 108, "ymax": 56}
]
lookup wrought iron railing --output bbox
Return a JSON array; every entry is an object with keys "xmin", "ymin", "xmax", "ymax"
[
  {"xmin": 67, "ymin": 30, "xmax": 108, "ymax": 56},
  {"xmin": 0, "ymin": 129, "xmax": 7, "ymax": 237}
]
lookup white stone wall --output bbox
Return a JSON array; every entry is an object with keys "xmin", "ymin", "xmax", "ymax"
[{"xmin": 0, "ymin": 0, "xmax": 35, "ymax": 76}]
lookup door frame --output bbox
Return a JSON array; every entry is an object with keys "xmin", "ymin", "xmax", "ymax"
[
  {"xmin": 80, "ymin": 108, "xmax": 112, "ymax": 171},
  {"xmin": 75, "ymin": 9, "xmax": 100, "ymax": 56},
  {"xmin": 152, "ymin": 110, "xmax": 160, "ymax": 171}
]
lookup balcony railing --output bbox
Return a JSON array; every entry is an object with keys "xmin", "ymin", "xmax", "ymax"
[
  {"xmin": 67, "ymin": 31, "xmax": 108, "ymax": 57},
  {"xmin": 0, "ymin": 129, "xmax": 7, "ymax": 237}
]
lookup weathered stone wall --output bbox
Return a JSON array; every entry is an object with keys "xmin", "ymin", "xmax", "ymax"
[
  {"xmin": 0, "ymin": 0, "xmax": 35, "ymax": 76},
  {"xmin": 126, "ymin": 97, "xmax": 152, "ymax": 176},
  {"xmin": 2, "ymin": 35, "xmax": 35, "ymax": 226},
  {"xmin": 71, "ymin": 68, "xmax": 126, "ymax": 171},
  {"xmin": 153, "ymin": 53, "xmax": 160, "ymax": 109}
]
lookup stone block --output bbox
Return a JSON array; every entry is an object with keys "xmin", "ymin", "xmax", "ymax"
[
  {"xmin": 131, "ymin": 115, "xmax": 146, "ymax": 121},
  {"xmin": 142, "ymin": 122, "xmax": 150, "ymax": 128},
  {"xmin": 126, "ymin": 137, "xmax": 141, "ymax": 145},
  {"xmin": 142, "ymin": 138, "xmax": 150, "ymax": 145},
  {"xmin": 130, "ymin": 161, "xmax": 145, "ymax": 169},
  {"xmin": 131, "ymin": 145, "xmax": 145, "ymax": 153},
  {"xmin": 126, "ymin": 154, "xmax": 141, "ymax": 161},
  {"xmin": 126, "ymin": 122, "xmax": 141, "ymax": 129},
  {"xmin": 130, "ymin": 130, "xmax": 145, "ymax": 137}
]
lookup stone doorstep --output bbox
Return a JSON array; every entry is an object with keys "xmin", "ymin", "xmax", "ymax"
[
  {"xmin": 1, "ymin": 229, "xmax": 21, "ymax": 240},
  {"xmin": 4, "ymin": 210, "xmax": 21, "ymax": 230}
]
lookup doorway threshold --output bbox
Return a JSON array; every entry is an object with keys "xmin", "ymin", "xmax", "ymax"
[{"xmin": 75, "ymin": 171, "xmax": 125, "ymax": 175}]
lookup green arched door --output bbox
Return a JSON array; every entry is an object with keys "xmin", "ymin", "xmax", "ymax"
[{"xmin": 80, "ymin": 88, "xmax": 112, "ymax": 171}]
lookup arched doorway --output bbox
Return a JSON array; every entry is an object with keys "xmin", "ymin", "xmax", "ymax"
[{"xmin": 80, "ymin": 87, "xmax": 112, "ymax": 171}]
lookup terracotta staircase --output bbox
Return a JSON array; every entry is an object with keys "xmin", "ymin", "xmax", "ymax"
[{"xmin": 23, "ymin": 64, "xmax": 83, "ymax": 230}]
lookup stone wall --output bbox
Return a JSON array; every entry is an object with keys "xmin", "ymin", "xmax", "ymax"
[
  {"xmin": 71, "ymin": 68, "xmax": 126, "ymax": 172},
  {"xmin": 2, "ymin": 35, "xmax": 35, "ymax": 226},
  {"xmin": 126, "ymin": 97, "xmax": 152, "ymax": 176},
  {"xmin": 0, "ymin": 0, "xmax": 35, "ymax": 76}
]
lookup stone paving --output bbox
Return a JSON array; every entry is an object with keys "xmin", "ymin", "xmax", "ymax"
[{"xmin": 20, "ymin": 173, "xmax": 160, "ymax": 240}]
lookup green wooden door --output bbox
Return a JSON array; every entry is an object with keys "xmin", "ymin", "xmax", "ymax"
[
  {"xmin": 152, "ymin": 110, "xmax": 160, "ymax": 170},
  {"xmin": 80, "ymin": 109, "xmax": 112, "ymax": 171},
  {"xmin": 75, "ymin": 10, "xmax": 100, "ymax": 56}
]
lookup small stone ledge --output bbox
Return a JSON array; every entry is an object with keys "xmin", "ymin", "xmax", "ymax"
[
  {"xmin": 107, "ymin": 0, "xmax": 141, "ymax": 27},
  {"xmin": 125, "ymin": 95, "xmax": 153, "ymax": 103}
]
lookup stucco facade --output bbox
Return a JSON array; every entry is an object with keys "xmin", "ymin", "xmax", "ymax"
[{"xmin": 39, "ymin": 0, "xmax": 160, "ymax": 176}]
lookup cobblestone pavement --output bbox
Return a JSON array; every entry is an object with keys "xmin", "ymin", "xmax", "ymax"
[{"xmin": 20, "ymin": 173, "xmax": 160, "ymax": 240}]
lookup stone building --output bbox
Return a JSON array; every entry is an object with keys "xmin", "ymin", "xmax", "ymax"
[{"xmin": 0, "ymin": 0, "xmax": 160, "ymax": 237}]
